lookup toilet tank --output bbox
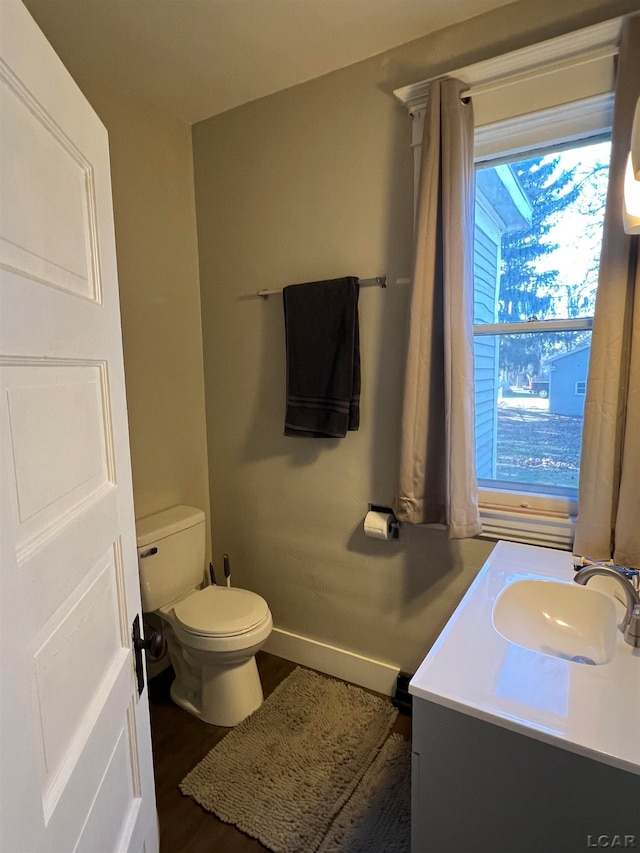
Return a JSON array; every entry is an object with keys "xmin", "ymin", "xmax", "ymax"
[{"xmin": 136, "ymin": 505, "xmax": 205, "ymax": 612}]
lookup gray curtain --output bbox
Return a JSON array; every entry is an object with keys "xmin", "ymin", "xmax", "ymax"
[
  {"xmin": 394, "ymin": 78, "xmax": 482, "ymax": 539},
  {"xmin": 574, "ymin": 13, "xmax": 640, "ymax": 569}
]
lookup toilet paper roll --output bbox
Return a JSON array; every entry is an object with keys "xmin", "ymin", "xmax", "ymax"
[{"xmin": 364, "ymin": 510, "xmax": 394, "ymax": 541}]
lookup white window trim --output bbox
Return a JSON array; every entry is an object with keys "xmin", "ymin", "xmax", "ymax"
[
  {"xmin": 474, "ymin": 318, "xmax": 593, "ymax": 336},
  {"xmin": 478, "ymin": 505, "xmax": 576, "ymax": 550},
  {"xmin": 474, "ymin": 93, "xmax": 613, "ymax": 163},
  {"xmin": 394, "ymin": 18, "xmax": 622, "ymax": 549},
  {"xmin": 393, "ymin": 17, "xmax": 622, "ymax": 114}
]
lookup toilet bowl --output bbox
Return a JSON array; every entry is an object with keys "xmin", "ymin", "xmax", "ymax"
[
  {"xmin": 136, "ymin": 505, "xmax": 273, "ymax": 726},
  {"xmin": 159, "ymin": 585, "xmax": 273, "ymax": 726}
]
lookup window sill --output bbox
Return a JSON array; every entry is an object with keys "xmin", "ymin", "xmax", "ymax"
[{"xmin": 478, "ymin": 505, "xmax": 575, "ymax": 550}]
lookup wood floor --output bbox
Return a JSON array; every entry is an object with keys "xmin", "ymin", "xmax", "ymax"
[{"xmin": 148, "ymin": 652, "xmax": 411, "ymax": 853}]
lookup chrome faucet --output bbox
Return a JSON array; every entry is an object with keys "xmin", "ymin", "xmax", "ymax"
[{"xmin": 574, "ymin": 566, "xmax": 640, "ymax": 648}]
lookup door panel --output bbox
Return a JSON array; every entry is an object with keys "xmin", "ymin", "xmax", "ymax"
[
  {"xmin": 31, "ymin": 550, "xmax": 124, "ymax": 807},
  {"xmin": 4, "ymin": 362, "xmax": 111, "ymax": 556},
  {"xmin": 0, "ymin": 3, "xmax": 158, "ymax": 851},
  {"xmin": 0, "ymin": 70, "xmax": 99, "ymax": 301}
]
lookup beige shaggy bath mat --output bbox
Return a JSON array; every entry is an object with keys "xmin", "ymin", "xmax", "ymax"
[
  {"xmin": 318, "ymin": 733, "xmax": 411, "ymax": 853},
  {"xmin": 179, "ymin": 666, "xmax": 402, "ymax": 853}
]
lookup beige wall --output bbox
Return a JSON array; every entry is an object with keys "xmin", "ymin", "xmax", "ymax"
[
  {"xmin": 78, "ymin": 82, "xmax": 212, "ymax": 561},
  {"xmin": 192, "ymin": 0, "xmax": 636, "ymax": 672}
]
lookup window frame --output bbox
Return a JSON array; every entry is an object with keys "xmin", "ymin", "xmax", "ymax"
[{"xmin": 472, "ymin": 122, "xmax": 611, "ymax": 547}]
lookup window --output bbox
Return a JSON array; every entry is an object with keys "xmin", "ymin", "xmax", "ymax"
[
  {"xmin": 473, "ymin": 137, "xmax": 610, "ymax": 531},
  {"xmin": 394, "ymin": 16, "xmax": 623, "ymax": 546}
]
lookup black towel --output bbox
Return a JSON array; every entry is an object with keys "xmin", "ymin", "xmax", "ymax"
[{"xmin": 283, "ymin": 277, "xmax": 360, "ymax": 438}]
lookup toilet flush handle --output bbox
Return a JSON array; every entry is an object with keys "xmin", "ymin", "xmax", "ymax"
[{"xmin": 139, "ymin": 546, "xmax": 158, "ymax": 559}]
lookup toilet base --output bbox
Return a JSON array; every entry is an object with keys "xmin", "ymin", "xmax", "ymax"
[{"xmin": 170, "ymin": 655, "xmax": 264, "ymax": 727}]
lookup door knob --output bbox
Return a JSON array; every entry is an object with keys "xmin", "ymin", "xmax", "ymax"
[
  {"xmin": 134, "ymin": 626, "xmax": 166, "ymax": 659},
  {"xmin": 131, "ymin": 614, "xmax": 166, "ymax": 695}
]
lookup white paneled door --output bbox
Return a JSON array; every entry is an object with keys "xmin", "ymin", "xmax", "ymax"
[{"xmin": 0, "ymin": 2, "xmax": 158, "ymax": 851}]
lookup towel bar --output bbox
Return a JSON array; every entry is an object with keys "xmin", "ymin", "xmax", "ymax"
[{"xmin": 255, "ymin": 275, "xmax": 387, "ymax": 299}]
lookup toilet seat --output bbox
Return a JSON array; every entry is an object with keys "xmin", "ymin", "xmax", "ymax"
[{"xmin": 173, "ymin": 586, "xmax": 270, "ymax": 638}]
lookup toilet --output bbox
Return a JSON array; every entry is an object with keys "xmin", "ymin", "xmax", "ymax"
[{"xmin": 136, "ymin": 505, "xmax": 273, "ymax": 727}]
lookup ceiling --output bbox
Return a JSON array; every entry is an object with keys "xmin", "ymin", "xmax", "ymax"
[{"xmin": 23, "ymin": 0, "xmax": 519, "ymax": 124}]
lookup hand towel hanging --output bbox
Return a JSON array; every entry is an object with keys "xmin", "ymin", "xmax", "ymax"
[{"xmin": 283, "ymin": 277, "xmax": 360, "ymax": 438}]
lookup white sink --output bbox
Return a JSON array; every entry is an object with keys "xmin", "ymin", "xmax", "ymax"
[{"xmin": 492, "ymin": 578, "xmax": 618, "ymax": 665}]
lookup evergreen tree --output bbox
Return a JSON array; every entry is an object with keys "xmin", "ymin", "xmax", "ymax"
[
  {"xmin": 497, "ymin": 155, "xmax": 582, "ymax": 380},
  {"xmin": 498, "ymin": 155, "xmax": 581, "ymax": 322}
]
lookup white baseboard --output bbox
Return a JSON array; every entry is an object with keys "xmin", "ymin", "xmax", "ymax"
[{"xmin": 264, "ymin": 628, "xmax": 400, "ymax": 697}]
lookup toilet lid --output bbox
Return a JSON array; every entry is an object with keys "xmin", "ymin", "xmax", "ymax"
[{"xmin": 173, "ymin": 586, "xmax": 269, "ymax": 637}]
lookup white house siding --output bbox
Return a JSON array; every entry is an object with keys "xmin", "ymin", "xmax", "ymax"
[
  {"xmin": 474, "ymin": 212, "xmax": 501, "ymax": 479},
  {"xmin": 473, "ymin": 169, "xmax": 533, "ymax": 481}
]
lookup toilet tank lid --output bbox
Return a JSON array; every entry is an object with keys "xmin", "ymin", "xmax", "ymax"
[{"xmin": 136, "ymin": 505, "xmax": 204, "ymax": 547}]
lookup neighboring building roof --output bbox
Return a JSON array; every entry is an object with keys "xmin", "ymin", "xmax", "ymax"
[
  {"xmin": 544, "ymin": 343, "xmax": 591, "ymax": 365},
  {"xmin": 476, "ymin": 164, "xmax": 532, "ymax": 233}
]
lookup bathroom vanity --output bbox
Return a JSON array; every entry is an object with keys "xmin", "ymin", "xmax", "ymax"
[{"xmin": 410, "ymin": 541, "xmax": 640, "ymax": 853}]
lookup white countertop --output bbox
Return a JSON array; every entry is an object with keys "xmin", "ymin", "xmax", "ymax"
[{"xmin": 410, "ymin": 541, "xmax": 640, "ymax": 775}]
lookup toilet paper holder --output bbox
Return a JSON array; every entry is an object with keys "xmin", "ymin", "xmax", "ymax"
[{"xmin": 367, "ymin": 504, "xmax": 400, "ymax": 539}]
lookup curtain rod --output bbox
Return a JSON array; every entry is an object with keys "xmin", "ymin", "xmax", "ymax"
[{"xmin": 255, "ymin": 275, "xmax": 388, "ymax": 299}]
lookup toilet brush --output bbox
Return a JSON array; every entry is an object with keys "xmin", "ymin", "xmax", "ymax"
[{"xmin": 223, "ymin": 553, "xmax": 231, "ymax": 587}]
